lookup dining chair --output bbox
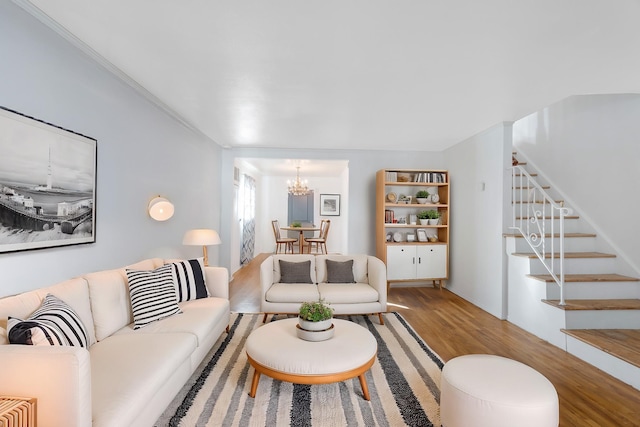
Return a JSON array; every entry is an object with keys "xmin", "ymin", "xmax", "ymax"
[
  {"xmin": 304, "ymin": 219, "xmax": 330, "ymax": 254},
  {"xmin": 272, "ymin": 220, "xmax": 297, "ymax": 254}
]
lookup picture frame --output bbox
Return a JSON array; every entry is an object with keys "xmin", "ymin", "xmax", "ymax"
[
  {"xmin": 0, "ymin": 107, "xmax": 97, "ymax": 253},
  {"xmin": 416, "ymin": 229, "xmax": 428, "ymax": 242},
  {"xmin": 320, "ymin": 194, "xmax": 340, "ymax": 216}
]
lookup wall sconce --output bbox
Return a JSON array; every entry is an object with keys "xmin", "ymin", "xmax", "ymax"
[
  {"xmin": 183, "ymin": 229, "xmax": 221, "ymax": 266},
  {"xmin": 148, "ymin": 196, "xmax": 174, "ymax": 221}
]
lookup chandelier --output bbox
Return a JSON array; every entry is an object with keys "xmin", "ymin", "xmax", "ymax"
[{"xmin": 287, "ymin": 166, "xmax": 310, "ymax": 196}]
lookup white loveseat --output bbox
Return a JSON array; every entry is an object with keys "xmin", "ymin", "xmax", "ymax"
[
  {"xmin": 0, "ymin": 258, "xmax": 230, "ymax": 427},
  {"xmin": 260, "ymin": 254, "xmax": 387, "ymax": 324}
]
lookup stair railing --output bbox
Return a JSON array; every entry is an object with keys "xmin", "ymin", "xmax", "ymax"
[{"xmin": 511, "ymin": 165, "xmax": 571, "ymax": 305}]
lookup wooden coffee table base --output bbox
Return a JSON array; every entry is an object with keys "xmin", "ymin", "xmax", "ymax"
[{"xmin": 247, "ymin": 353, "xmax": 376, "ymax": 400}]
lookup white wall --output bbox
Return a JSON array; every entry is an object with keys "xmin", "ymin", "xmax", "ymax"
[
  {"xmin": 513, "ymin": 94, "xmax": 640, "ymax": 276},
  {"xmin": 0, "ymin": 2, "xmax": 222, "ymax": 297},
  {"xmin": 220, "ymin": 148, "xmax": 445, "ymax": 270},
  {"xmin": 443, "ymin": 122, "xmax": 512, "ymax": 319}
]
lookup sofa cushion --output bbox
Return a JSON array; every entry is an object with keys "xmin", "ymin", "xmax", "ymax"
[
  {"xmin": 316, "ymin": 255, "xmax": 369, "ymax": 284},
  {"xmin": 326, "ymin": 259, "xmax": 355, "ymax": 283},
  {"xmin": 85, "ymin": 269, "xmax": 133, "ymax": 341},
  {"xmin": 90, "ymin": 332, "xmax": 195, "ymax": 427},
  {"xmin": 126, "ymin": 265, "xmax": 182, "ymax": 330},
  {"xmin": 114, "ymin": 297, "xmax": 229, "ymax": 347},
  {"xmin": 318, "ymin": 283, "xmax": 379, "ymax": 304},
  {"xmin": 266, "ymin": 283, "xmax": 319, "ymax": 303},
  {"xmin": 0, "ymin": 277, "xmax": 96, "ymax": 346},
  {"xmin": 8, "ymin": 294, "xmax": 89, "ymax": 347},
  {"xmin": 278, "ymin": 260, "xmax": 313, "ymax": 283},
  {"xmin": 166, "ymin": 258, "xmax": 208, "ymax": 302}
]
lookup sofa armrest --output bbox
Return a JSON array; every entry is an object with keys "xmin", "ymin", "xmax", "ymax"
[
  {"xmin": 260, "ymin": 256, "xmax": 275, "ymax": 300},
  {"xmin": 0, "ymin": 345, "xmax": 92, "ymax": 427},
  {"xmin": 204, "ymin": 266, "xmax": 229, "ymax": 299},
  {"xmin": 367, "ymin": 256, "xmax": 388, "ymax": 307}
]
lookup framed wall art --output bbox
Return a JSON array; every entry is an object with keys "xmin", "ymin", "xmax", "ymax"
[
  {"xmin": 0, "ymin": 107, "xmax": 97, "ymax": 253},
  {"xmin": 320, "ymin": 194, "xmax": 340, "ymax": 216}
]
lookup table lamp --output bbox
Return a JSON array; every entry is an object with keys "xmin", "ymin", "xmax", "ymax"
[{"xmin": 183, "ymin": 229, "xmax": 221, "ymax": 266}]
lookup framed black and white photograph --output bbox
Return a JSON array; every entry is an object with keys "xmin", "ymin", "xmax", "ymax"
[
  {"xmin": 416, "ymin": 229, "xmax": 428, "ymax": 242},
  {"xmin": 0, "ymin": 107, "xmax": 97, "ymax": 253},
  {"xmin": 320, "ymin": 194, "xmax": 340, "ymax": 216}
]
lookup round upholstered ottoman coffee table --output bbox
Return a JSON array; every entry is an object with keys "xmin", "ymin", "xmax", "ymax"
[
  {"xmin": 441, "ymin": 354, "xmax": 559, "ymax": 427},
  {"xmin": 245, "ymin": 318, "xmax": 377, "ymax": 400}
]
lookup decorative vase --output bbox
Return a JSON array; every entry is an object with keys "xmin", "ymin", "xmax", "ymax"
[{"xmin": 297, "ymin": 317, "xmax": 334, "ymax": 341}]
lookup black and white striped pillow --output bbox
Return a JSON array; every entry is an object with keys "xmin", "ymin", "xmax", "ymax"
[
  {"xmin": 167, "ymin": 258, "xmax": 209, "ymax": 302},
  {"xmin": 8, "ymin": 293, "xmax": 89, "ymax": 347},
  {"xmin": 126, "ymin": 265, "xmax": 182, "ymax": 329}
]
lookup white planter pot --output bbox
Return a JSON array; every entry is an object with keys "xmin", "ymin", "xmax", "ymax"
[
  {"xmin": 298, "ymin": 317, "xmax": 332, "ymax": 332},
  {"xmin": 428, "ymin": 218, "xmax": 439, "ymax": 225},
  {"xmin": 419, "ymin": 219, "xmax": 429, "ymax": 225},
  {"xmin": 297, "ymin": 317, "xmax": 334, "ymax": 341},
  {"xmin": 296, "ymin": 323, "xmax": 335, "ymax": 341},
  {"xmin": 416, "ymin": 198, "xmax": 429, "ymax": 204}
]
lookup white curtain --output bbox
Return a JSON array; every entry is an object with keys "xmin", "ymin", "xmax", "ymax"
[{"xmin": 240, "ymin": 174, "xmax": 256, "ymax": 265}]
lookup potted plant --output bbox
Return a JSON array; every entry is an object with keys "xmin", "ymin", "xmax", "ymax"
[
  {"xmin": 415, "ymin": 190, "xmax": 430, "ymax": 204},
  {"xmin": 291, "ymin": 221, "xmax": 302, "ymax": 228},
  {"xmin": 426, "ymin": 210, "xmax": 440, "ymax": 225},
  {"xmin": 298, "ymin": 299, "xmax": 335, "ymax": 341},
  {"xmin": 417, "ymin": 210, "xmax": 430, "ymax": 225}
]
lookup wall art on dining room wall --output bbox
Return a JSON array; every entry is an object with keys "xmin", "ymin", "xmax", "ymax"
[
  {"xmin": 0, "ymin": 107, "xmax": 97, "ymax": 253},
  {"xmin": 320, "ymin": 194, "xmax": 340, "ymax": 216}
]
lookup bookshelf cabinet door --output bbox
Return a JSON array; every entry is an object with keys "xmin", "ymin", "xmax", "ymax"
[
  {"xmin": 416, "ymin": 245, "xmax": 447, "ymax": 278},
  {"xmin": 387, "ymin": 246, "xmax": 416, "ymax": 280}
]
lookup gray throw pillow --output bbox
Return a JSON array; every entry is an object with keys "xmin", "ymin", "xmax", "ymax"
[
  {"xmin": 326, "ymin": 259, "xmax": 356, "ymax": 283},
  {"xmin": 279, "ymin": 260, "xmax": 313, "ymax": 283}
]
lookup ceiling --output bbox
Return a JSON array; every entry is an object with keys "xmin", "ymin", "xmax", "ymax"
[{"xmin": 16, "ymin": 0, "xmax": 640, "ymax": 152}]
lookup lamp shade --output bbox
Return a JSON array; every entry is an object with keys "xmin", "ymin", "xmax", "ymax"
[
  {"xmin": 148, "ymin": 197, "xmax": 174, "ymax": 221},
  {"xmin": 183, "ymin": 229, "xmax": 221, "ymax": 246}
]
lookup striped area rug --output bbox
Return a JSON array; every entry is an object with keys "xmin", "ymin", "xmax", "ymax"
[{"xmin": 156, "ymin": 312, "xmax": 443, "ymax": 427}]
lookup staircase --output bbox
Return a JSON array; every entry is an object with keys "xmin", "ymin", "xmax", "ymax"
[{"xmin": 505, "ymin": 153, "xmax": 640, "ymax": 390}]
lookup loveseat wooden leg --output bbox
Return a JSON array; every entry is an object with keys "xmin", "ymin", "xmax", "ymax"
[
  {"xmin": 378, "ymin": 313, "xmax": 384, "ymax": 325},
  {"xmin": 262, "ymin": 313, "xmax": 268, "ymax": 323}
]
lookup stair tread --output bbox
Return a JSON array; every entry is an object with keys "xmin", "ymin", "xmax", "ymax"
[
  {"xmin": 561, "ymin": 329, "xmax": 640, "ymax": 369},
  {"xmin": 513, "ymin": 200, "xmax": 564, "ymax": 204},
  {"xmin": 514, "ymin": 173, "xmax": 538, "ymax": 176},
  {"xmin": 513, "ymin": 251, "xmax": 616, "ymax": 259},
  {"xmin": 514, "ymin": 215, "xmax": 580, "ymax": 220},
  {"xmin": 530, "ymin": 273, "xmax": 639, "ymax": 282},
  {"xmin": 504, "ymin": 232, "xmax": 597, "ymax": 238},
  {"xmin": 513, "ymin": 186, "xmax": 550, "ymax": 189},
  {"xmin": 542, "ymin": 299, "xmax": 640, "ymax": 310}
]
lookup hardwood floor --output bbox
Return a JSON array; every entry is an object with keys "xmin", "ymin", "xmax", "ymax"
[{"xmin": 230, "ymin": 254, "xmax": 640, "ymax": 427}]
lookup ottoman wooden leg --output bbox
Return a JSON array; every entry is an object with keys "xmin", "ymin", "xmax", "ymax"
[
  {"xmin": 249, "ymin": 370, "xmax": 261, "ymax": 398},
  {"xmin": 358, "ymin": 374, "xmax": 370, "ymax": 401}
]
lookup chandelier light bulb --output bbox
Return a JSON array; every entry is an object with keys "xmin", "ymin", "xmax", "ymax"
[{"xmin": 288, "ymin": 166, "xmax": 310, "ymax": 195}]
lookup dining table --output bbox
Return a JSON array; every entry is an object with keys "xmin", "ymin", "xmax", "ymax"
[{"xmin": 280, "ymin": 226, "xmax": 320, "ymax": 253}]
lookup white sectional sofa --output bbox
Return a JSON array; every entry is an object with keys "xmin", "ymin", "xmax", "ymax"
[
  {"xmin": 0, "ymin": 258, "xmax": 230, "ymax": 427},
  {"xmin": 260, "ymin": 254, "xmax": 387, "ymax": 324}
]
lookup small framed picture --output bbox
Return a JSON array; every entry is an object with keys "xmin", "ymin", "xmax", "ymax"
[
  {"xmin": 416, "ymin": 229, "xmax": 428, "ymax": 242},
  {"xmin": 320, "ymin": 194, "xmax": 340, "ymax": 216}
]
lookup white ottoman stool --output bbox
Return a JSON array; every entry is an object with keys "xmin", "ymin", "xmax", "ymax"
[{"xmin": 441, "ymin": 354, "xmax": 559, "ymax": 427}]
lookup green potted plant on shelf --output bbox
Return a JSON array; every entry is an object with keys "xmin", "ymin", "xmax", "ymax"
[
  {"xmin": 298, "ymin": 299, "xmax": 334, "ymax": 341},
  {"xmin": 426, "ymin": 209, "xmax": 440, "ymax": 225},
  {"xmin": 415, "ymin": 190, "xmax": 430, "ymax": 204},
  {"xmin": 417, "ymin": 210, "xmax": 430, "ymax": 225}
]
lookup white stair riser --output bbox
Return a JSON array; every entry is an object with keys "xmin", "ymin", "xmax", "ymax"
[
  {"xmin": 510, "ymin": 237, "xmax": 597, "ymax": 252},
  {"xmin": 564, "ymin": 310, "xmax": 640, "ymax": 329},
  {"xmin": 564, "ymin": 336, "xmax": 640, "ymax": 391},
  {"xmin": 527, "ymin": 257, "xmax": 621, "ymax": 275},
  {"xmin": 545, "ymin": 282, "xmax": 640, "ymax": 300},
  {"xmin": 512, "ymin": 219, "xmax": 582, "ymax": 234}
]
